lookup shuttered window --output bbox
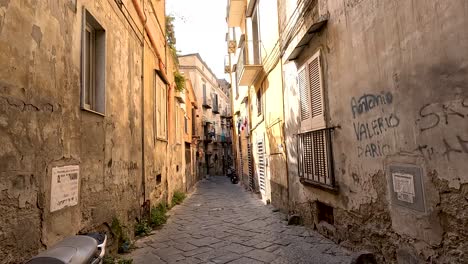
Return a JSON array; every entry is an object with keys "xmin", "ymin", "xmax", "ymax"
[
  {"xmin": 257, "ymin": 137, "xmax": 266, "ymax": 193},
  {"xmin": 297, "ymin": 50, "xmax": 335, "ymax": 189},
  {"xmin": 298, "ymin": 50, "xmax": 325, "ymax": 132},
  {"xmin": 155, "ymin": 70, "xmax": 167, "ymax": 140}
]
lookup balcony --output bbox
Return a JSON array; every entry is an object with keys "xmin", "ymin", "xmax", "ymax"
[
  {"xmin": 174, "ymin": 90, "xmax": 185, "ymax": 103},
  {"xmin": 220, "ymin": 107, "xmax": 231, "ymax": 118},
  {"xmin": 236, "ymin": 41, "xmax": 265, "ymax": 86},
  {"xmin": 202, "ymin": 97, "xmax": 212, "ymax": 108},
  {"xmin": 226, "ymin": 0, "xmax": 246, "ymax": 27},
  {"xmin": 221, "ymin": 134, "xmax": 232, "ymax": 144},
  {"xmin": 204, "ymin": 127, "xmax": 215, "ymax": 142}
]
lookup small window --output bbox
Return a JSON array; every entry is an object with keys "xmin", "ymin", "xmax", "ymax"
[
  {"xmin": 256, "ymin": 87, "xmax": 262, "ymax": 116},
  {"xmin": 175, "ymin": 106, "xmax": 181, "ymax": 143},
  {"xmin": 184, "ymin": 115, "xmax": 188, "ymax": 134},
  {"xmin": 191, "ymin": 110, "xmax": 196, "ymax": 134},
  {"xmin": 81, "ymin": 9, "xmax": 105, "ymax": 114}
]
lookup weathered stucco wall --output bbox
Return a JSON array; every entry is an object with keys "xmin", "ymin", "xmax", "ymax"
[
  {"xmin": 0, "ymin": 0, "xmax": 184, "ymax": 262},
  {"xmin": 282, "ymin": 0, "xmax": 468, "ymax": 262},
  {"xmin": 0, "ymin": 0, "xmax": 143, "ymax": 261}
]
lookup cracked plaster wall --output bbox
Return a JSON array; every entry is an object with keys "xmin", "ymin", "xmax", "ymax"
[
  {"xmin": 0, "ymin": 0, "xmax": 183, "ymax": 262},
  {"xmin": 281, "ymin": 0, "xmax": 468, "ymax": 263}
]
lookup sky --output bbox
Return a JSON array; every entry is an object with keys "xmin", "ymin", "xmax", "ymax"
[{"xmin": 166, "ymin": 0, "xmax": 229, "ymax": 80}]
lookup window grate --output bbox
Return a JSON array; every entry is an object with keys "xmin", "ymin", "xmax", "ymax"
[
  {"xmin": 257, "ymin": 138, "xmax": 266, "ymax": 192},
  {"xmin": 297, "ymin": 128, "xmax": 334, "ymax": 187},
  {"xmin": 247, "ymin": 143, "xmax": 255, "ymax": 191}
]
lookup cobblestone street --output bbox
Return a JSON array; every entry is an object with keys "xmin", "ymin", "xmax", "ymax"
[{"xmin": 130, "ymin": 176, "xmax": 354, "ymax": 264}]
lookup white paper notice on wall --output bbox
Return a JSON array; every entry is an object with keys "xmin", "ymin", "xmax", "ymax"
[
  {"xmin": 392, "ymin": 172, "xmax": 415, "ymax": 203},
  {"xmin": 50, "ymin": 165, "xmax": 80, "ymax": 212}
]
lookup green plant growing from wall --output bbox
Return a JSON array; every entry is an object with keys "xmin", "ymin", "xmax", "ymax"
[
  {"xmin": 149, "ymin": 202, "xmax": 168, "ymax": 228},
  {"xmin": 171, "ymin": 191, "xmax": 186, "ymax": 207},
  {"xmin": 166, "ymin": 15, "xmax": 177, "ymax": 65},
  {"xmin": 134, "ymin": 219, "xmax": 152, "ymax": 237},
  {"xmin": 110, "ymin": 217, "xmax": 133, "ymax": 253},
  {"xmin": 174, "ymin": 71, "xmax": 185, "ymax": 92},
  {"xmin": 166, "ymin": 15, "xmax": 185, "ymax": 92}
]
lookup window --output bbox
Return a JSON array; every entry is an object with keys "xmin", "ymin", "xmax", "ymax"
[
  {"xmin": 154, "ymin": 70, "xmax": 167, "ymax": 140},
  {"xmin": 251, "ymin": 7, "xmax": 261, "ymax": 65},
  {"xmin": 191, "ymin": 110, "xmax": 196, "ymax": 135},
  {"xmin": 297, "ymin": 50, "xmax": 335, "ymax": 189},
  {"xmin": 256, "ymin": 87, "xmax": 262, "ymax": 116},
  {"xmin": 81, "ymin": 9, "xmax": 106, "ymax": 114},
  {"xmin": 212, "ymin": 93, "xmax": 219, "ymax": 113},
  {"xmin": 202, "ymin": 83, "xmax": 209, "ymax": 106},
  {"xmin": 175, "ymin": 106, "xmax": 181, "ymax": 143},
  {"xmin": 184, "ymin": 115, "xmax": 188, "ymax": 134}
]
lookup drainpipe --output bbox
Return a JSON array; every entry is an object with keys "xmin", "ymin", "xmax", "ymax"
[{"xmin": 140, "ymin": 0, "xmax": 146, "ymax": 204}]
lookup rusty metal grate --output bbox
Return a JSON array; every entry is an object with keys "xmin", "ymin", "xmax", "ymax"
[{"xmin": 297, "ymin": 128, "xmax": 335, "ymax": 188}]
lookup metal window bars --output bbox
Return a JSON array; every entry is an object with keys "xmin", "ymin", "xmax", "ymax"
[{"xmin": 297, "ymin": 127, "xmax": 335, "ymax": 189}]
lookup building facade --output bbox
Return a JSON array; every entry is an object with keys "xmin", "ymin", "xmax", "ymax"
[
  {"xmin": 179, "ymin": 54, "xmax": 232, "ymax": 178},
  {"xmin": 226, "ymin": 0, "xmax": 468, "ymax": 263},
  {"xmin": 226, "ymin": 0, "xmax": 288, "ymax": 208},
  {"xmin": 0, "ymin": 0, "xmax": 189, "ymax": 261},
  {"xmin": 181, "ymin": 76, "xmax": 201, "ymax": 191}
]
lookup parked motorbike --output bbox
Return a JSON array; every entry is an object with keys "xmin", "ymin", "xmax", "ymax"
[
  {"xmin": 227, "ymin": 166, "xmax": 239, "ymax": 184},
  {"xmin": 26, "ymin": 232, "xmax": 107, "ymax": 264}
]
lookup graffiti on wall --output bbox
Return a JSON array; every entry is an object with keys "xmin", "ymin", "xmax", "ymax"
[
  {"xmin": 418, "ymin": 98, "xmax": 467, "ymax": 132},
  {"xmin": 416, "ymin": 97, "xmax": 468, "ymax": 161},
  {"xmin": 351, "ymin": 91, "xmax": 397, "ymax": 158},
  {"xmin": 351, "ymin": 91, "xmax": 393, "ymax": 118}
]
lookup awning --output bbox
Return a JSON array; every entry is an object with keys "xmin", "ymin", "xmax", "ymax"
[{"xmin": 287, "ymin": 17, "xmax": 328, "ymax": 61}]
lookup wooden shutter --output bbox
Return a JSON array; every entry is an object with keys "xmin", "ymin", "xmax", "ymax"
[
  {"xmin": 299, "ymin": 50, "xmax": 326, "ymax": 132},
  {"xmin": 298, "ymin": 67, "xmax": 312, "ymax": 132},
  {"xmin": 308, "ymin": 51, "xmax": 325, "ymax": 129},
  {"xmin": 257, "ymin": 137, "xmax": 266, "ymax": 193}
]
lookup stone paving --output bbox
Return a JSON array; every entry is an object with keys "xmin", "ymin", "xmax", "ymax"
[{"xmin": 130, "ymin": 176, "xmax": 354, "ymax": 264}]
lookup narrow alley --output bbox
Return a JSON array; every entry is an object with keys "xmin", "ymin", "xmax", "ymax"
[
  {"xmin": 130, "ymin": 176, "xmax": 353, "ymax": 264},
  {"xmin": 1, "ymin": 0, "xmax": 468, "ymax": 263}
]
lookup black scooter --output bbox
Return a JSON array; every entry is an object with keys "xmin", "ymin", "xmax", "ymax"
[{"xmin": 226, "ymin": 166, "xmax": 239, "ymax": 184}]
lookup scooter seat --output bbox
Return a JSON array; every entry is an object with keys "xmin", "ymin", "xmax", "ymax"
[{"xmin": 26, "ymin": 235, "xmax": 98, "ymax": 264}]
